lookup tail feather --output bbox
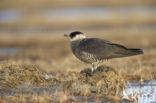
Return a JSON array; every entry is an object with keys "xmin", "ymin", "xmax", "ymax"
[{"xmin": 127, "ymin": 48, "xmax": 144, "ymax": 56}]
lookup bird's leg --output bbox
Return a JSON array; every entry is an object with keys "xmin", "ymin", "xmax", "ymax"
[{"xmin": 91, "ymin": 62, "xmax": 99, "ymax": 72}]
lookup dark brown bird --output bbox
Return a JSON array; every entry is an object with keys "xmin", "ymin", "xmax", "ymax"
[{"xmin": 64, "ymin": 31, "xmax": 144, "ymax": 72}]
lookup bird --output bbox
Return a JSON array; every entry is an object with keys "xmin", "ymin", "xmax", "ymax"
[{"xmin": 64, "ymin": 31, "xmax": 144, "ymax": 72}]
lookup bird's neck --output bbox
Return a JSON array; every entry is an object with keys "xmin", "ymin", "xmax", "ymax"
[
  {"xmin": 70, "ymin": 38, "xmax": 84, "ymax": 54},
  {"xmin": 70, "ymin": 35, "xmax": 86, "ymax": 42}
]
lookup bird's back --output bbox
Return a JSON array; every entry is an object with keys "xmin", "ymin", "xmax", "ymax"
[{"xmin": 71, "ymin": 38, "xmax": 143, "ymax": 64}]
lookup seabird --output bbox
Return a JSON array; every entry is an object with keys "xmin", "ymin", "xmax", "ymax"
[{"xmin": 64, "ymin": 31, "xmax": 144, "ymax": 72}]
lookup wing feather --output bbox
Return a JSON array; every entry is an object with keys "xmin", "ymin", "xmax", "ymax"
[{"xmin": 78, "ymin": 38, "xmax": 128, "ymax": 59}]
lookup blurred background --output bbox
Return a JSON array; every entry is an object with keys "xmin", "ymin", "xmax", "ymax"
[
  {"xmin": 0, "ymin": 0, "xmax": 156, "ymax": 73},
  {"xmin": 0, "ymin": 1, "xmax": 156, "ymax": 102},
  {"xmin": 0, "ymin": 0, "xmax": 156, "ymax": 35}
]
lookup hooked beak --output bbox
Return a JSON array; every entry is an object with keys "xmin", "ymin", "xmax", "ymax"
[{"xmin": 64, "ymin": 34, "xmax": 69, "ymax": 37}]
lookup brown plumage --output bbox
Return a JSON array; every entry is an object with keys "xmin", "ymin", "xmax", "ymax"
[{"xmin": 64, "ymin": 31, "xmax": 144, "ymax": 72}]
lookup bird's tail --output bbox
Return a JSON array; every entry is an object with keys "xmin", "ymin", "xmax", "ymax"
[{"xmin": 126, "ymin": 48, "xmax": 144, "ymax": 56}]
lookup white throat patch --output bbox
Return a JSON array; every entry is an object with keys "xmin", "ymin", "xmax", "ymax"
[{"xmin": 71, "ymin": 34, "xmax": 86, "ymax": 41}]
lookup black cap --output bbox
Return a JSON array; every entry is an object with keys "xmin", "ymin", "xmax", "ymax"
[{"xmin": 69, "ymin": 31, "xmax": 83, "ymax": 38}]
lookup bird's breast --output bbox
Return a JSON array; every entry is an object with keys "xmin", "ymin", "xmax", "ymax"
[{"xmin": 70, "ymin": 41, "xmax": 99, "ymax": 64}]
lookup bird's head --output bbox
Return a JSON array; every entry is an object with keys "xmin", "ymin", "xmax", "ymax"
[{"xmin": 64, "ymin": 31, "xmax": 86, "ymax": 41}]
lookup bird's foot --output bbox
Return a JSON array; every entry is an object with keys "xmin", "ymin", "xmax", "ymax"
[
  {"xmin": 91, "ymin": 68, "xmax": 97, "ymax": 73},
  {"xmin": 91, "ymin": 63, "xmax": 98, "ymax": 73}
]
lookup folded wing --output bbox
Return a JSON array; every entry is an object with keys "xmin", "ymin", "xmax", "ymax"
[{"xmin": 78, "ymin": 38, "xmax": 143, "ymax": 59}]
